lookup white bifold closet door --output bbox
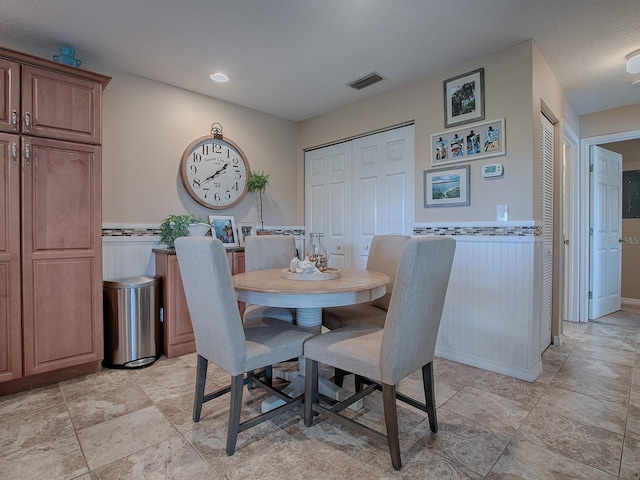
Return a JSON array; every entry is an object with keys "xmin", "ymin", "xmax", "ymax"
[{"xmin": 304, "ymin": 125, "xmax": 414, "ymax": 269}]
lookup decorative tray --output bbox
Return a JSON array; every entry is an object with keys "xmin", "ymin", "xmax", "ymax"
[{"xmin": 280, "ymin": 268, "xmax": 342, "ymax": 281}]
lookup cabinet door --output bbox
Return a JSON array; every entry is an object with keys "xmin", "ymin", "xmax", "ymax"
[
  {"xmin": 0, "ymin": 133, "xmax": 22, "ymax": 382},
  {"xmin": 21, "ymin": 137, "xmax": 102, "ymax": 376},
  {"xmin": 21, "ymin": 65, "xmax": 102, "ymax": 144},
  {"xmin": 0, "ymin": 58, "xmax": 20, "ymax": 134}
]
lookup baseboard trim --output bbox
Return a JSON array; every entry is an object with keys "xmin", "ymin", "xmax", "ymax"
[
  {"xmin": 622, "ymin": 297, "xmax": 640, "ymax": 308},
  {"xmin": 435, "ymin": 347, "xmax": 542, "ymax": 382}
]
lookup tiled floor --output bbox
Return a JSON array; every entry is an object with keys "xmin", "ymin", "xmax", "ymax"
[{"xmin": 1, "ymin": 308, "xmax": 639, "ymax": 479}]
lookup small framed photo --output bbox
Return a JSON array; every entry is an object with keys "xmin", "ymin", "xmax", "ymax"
[
  {"xmin": 208, "ymin": 215, "xmax": 239, "ymax": 248},
  {"xmin": 424, "ymin": 164, "xmax": 470, "ymax": 208},
  {"xmin": 443, "ymin": 68, "xmax": 485, "ymax": 128},
  {"xmin": 236, "ymin": 222, "xmax": 256, "ymax": 247}
]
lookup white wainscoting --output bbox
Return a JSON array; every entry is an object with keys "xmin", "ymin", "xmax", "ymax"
[
  {"xmin": 103, "ymin": 236, "xmax": 160, "ymax": 280},
  {"xmin": 435, "ymin": 235, "xmax": 543, "ymax": 382}
]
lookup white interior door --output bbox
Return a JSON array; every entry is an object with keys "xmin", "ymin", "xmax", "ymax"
[
  {"xmin": 304, "ymin": 142, "xmax": 352, "ymax": 268},
  {"xmin": 352, "ymin": 125, "xmax": 415, "ymax": 268},
  {"xmin": 589, "ymin": 145, "xmax": 622, "ymax": 319}
]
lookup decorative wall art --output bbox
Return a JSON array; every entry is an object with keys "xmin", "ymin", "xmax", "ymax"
[
  {"xmin": 443, "ymin": 68, "xmax": 484, "ymax": 128},
  {"xmin": 209, "ymin": 215, "xmax": 239, "ymax": 248},
  {"xmin": 424, "ymin": 164, "xmax": 470, "ymax": 208},
  {"xmin": 236, "ymin": 222, "xmax": 256, "ymax": 247},
  {"xmin": 431, "ymin": 118, "xmax": 505, "ymax": 166}
]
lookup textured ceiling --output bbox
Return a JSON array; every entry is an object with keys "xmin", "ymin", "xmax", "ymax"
[{"xmin": 0, "ymin": 0, "xmax": 639, "ymax": 121}]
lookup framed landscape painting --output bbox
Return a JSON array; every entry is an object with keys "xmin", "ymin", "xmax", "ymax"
[{"xmin": 424, "ymin": 165, "xmax": 470, "ymax": 208}]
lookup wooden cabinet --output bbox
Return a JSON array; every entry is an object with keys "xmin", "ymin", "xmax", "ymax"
[
  {"xmin": 0, "ymin": 46, "xmax": 109, "ymax": 393},
  {"xmin": 154, "ymin": 248, "xmax": 245, "ymax": 358}
]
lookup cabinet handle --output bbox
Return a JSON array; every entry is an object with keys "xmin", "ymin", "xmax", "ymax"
[
  {"xmin": 24, "ymin": 144, "xmax": 30, "ymax": 166},
  {"xmin": 11, "ymin": 109, "xmax": 17, "ymax": 130},
  {"xmin": 11, "ymin": 142, "xmax": 17, "ymax": 164},
  {"xmin": 24, "ymin": 111, "xmax": 30, "ymax": 132}
]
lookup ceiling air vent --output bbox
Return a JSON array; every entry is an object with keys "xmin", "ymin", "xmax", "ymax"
[{"xmin": 348, "ymin": 72, "xmax": 384, "ymax": 90}]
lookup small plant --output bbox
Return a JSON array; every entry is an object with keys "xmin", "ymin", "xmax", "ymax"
[
  {"xmin": 159, "ymin": 213, "xmax": 201, "ymax": 249},
  {"xmin": 247, "ymin": 171, "xmax": 270, "ymax": 231}
]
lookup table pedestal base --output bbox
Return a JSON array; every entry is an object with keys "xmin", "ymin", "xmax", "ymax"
[{"xmin": 261, "ymin": 306, "xmax": 363, "ymax": 412}]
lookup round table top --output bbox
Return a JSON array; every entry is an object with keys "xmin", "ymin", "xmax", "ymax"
[{"xmin": 232, "ymin": 268, "xmax": 390, "ymax": 309}]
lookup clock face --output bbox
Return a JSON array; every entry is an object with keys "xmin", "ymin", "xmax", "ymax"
[{"xmin": 180, "ymin": 136, "xmax": 249, "ymax": 209}]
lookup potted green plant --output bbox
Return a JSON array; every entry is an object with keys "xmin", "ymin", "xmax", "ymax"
[
  {"xmin": 247, "ymin": 171, "xmax": 270, "ymax": 232},
  {"xmin": 159, "ymin": 213, "xmax": 205, "ymax": 249}
]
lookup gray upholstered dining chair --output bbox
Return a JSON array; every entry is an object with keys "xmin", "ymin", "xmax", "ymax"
[
  {"xmin": 303, "ymin": 236, "xmax": 456, "ymax": 470},
  {"xmin": 174, "ymin": 237, "xmax": 315, "ymax": 456},
  {"xmin": 242, "ymin": 235, "xmax": 297, "ymax": 324},
  {"xmin": 322, "ymin": 234, "xmax": 410, "ymax": 386}
]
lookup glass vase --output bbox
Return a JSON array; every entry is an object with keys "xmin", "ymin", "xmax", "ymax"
[{"xmin": 306, "ymin": 233, "xmax": 329, "ymax": 271}]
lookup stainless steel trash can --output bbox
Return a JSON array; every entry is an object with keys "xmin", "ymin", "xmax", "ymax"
[{"xmin": 103, "ymin": 276, "xmax": 160, "ymax": 368}]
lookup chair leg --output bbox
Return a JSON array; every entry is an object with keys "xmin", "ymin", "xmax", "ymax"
[
  {"xmin": 265, "ymin": 365, "xmax": 273, "ymax": 386},
  {"xmin": 226, "ymin": 374, "xmax": 244, "ymax": 456},
  {"xmin": 422, "ymin": 362, "xmax": 438, "ymax": 433},
  {"xmin": 382, "ymin": 383, "xmax": 401, "ymax": 470},
  {"xmin": 304, "ymin": 358, "xmax": 319, "ymax": 427},
  {"xmin": 334, "ymin": 368, "xmax": 345, "ymax": 387},
  {"xmin": 193, "ymin": 354, "xmax": 208, "ymax": 422},
  {"xmin": 354, "ymin": 375, "xmax": 364, "ymax": 392}
]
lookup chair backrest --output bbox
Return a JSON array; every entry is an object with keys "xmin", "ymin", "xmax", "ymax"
[
  {"xmin": 244, "ymin": 235, "xmax": 296, "ymax": 272},
  {"xmin": 367, "ymin": 235, "xmax": 411, "ymax": 311},
  {"xmin": 174, "ymin": 237, "xmax": 247, "ymax": 375},
  {"xmin": 380, "ymin": 236, "xmax": 456, "ymax": 385}
]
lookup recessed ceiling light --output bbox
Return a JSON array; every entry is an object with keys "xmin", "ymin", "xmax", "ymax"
[
  {"xmin": 627, "ymin": 50, "xmax": 640, "ymax": 73},
  {"xmin": 210, "ymin": 73, "xmax": 229, "ymax": 83},
  {"xmin": 631, "ymin": 78, "xmax": 640, "ymax": 87}
]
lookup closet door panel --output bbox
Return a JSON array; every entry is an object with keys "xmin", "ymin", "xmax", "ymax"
[{"xmin": 305, "ymin": 142, "xmax": 352, "ymax": 268}]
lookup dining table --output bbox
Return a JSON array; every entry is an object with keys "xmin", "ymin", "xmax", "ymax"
[{"xmin": 232, "ymin": 267, "xmax": 390, "ymax": 412}]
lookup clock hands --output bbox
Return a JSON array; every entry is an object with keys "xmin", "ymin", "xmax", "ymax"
[{"xmin": 203, "ymin": 162, "xmax": 229, "ymax": 183}]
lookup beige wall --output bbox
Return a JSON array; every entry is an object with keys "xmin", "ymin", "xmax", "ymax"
[
  {"xmin": 599, "ymin": 140, "xmax": 640, "ymax": 299},
  {"xmin": 100, "ymin": 70, "xmax": 298, "ymax": 225},
  {"xmin": 299, "ymin": 41, "xmax": 576, "ymax": 224},
  {"xmin": 580, "ymin": 104, "xmax": 640, "ymax": 139}
]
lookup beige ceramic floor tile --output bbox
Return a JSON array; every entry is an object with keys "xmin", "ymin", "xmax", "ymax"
[
  {"xmin": 91, "ymin": 435, "xmax": 219, "ymax": 479},
  {"xmin": 536, "ymin": 385, "xmax": 627, "ymax": 435},
  {"xmin": 0, "ymin": 430, "xmax": 88, "ymax": 480},
  {"xmin": 486, "ymin": 438, "xmax": 617, "ymax": 479},
  {"xmin": 469, "ymin": 370, "xmax": 547, "ymax": 408},
  {"xmin": 551, "ymin": 354, "xmax": 632, "ymax": 406},
  {"xmin": 441, "ymin": 386, "xmax": 530, "ymax": 436},
  {"xmin": 0, "ymin": 403, "xmax": 75, "ymax": 451},
  {"xmin": 59, "ymin": 367, "xmax": 133, "ymax": 401},
  {"xmin": 516, "ymin": 407, "xmax": 623, "ymax": 475},
  {"xmin": 571, "ymin": 342, "xmax": 636, "ymax": 367},
  {"xmin": 434, "ymin": 358, "xmax": 484, "ymax": 391},
  {"xmin": 0, "ymin": 384, "xmax": 65, "ymax": 419},
  {"xmin": 620, "ymin": 431, "xmax": 640, "ymax": 480},
  {"xmin": 403, "ymin": 408, "xmax": 512, "ymax": 477},
  {"xmin": 77, "ymin": 405, "xmax": 179, "ymax": 470}
]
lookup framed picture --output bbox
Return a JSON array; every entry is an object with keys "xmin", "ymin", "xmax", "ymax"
[
  {"xmin": 443, "ymin": 68, "xmax": 485, "ymax": 128},
  {"xmin": 424, "ymin": 164, "xmax": 470, "ymax": 208},
  {"xmin": 208, "ymin": 215, "xmax": 239, "ymax": 248},
  {"xmin": 236, "ymin": 222, "xmax": 256, "ymax": 247},
  {"xmin": 431, "ymin": 118, "xmax": 505, "ymax": 166}
]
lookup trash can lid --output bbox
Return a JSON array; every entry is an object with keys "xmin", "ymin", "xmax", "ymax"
[{"xmin": 103, "ymin": 276, "xmax": 160, "ymax": 288}]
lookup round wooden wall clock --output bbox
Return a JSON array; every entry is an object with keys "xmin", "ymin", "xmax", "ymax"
[{"xmin": 180, "ymin": 123, "xmax": 250, "ymax": 209}]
